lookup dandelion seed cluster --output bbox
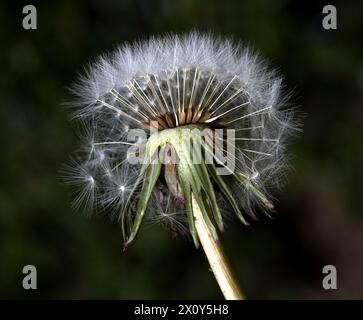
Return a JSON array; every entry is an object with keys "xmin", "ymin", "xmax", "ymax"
[{"xmin": 63, "ymin": 33, "xmax": 300, "ymax": 246}]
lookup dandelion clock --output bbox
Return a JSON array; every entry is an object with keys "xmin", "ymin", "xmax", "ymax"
[{"xmin": 62, "ymin": 33, "xmax": 301, "ymax": 299}]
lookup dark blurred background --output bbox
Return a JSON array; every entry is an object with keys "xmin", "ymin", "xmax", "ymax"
[{"xmin": 0, "ymin": 0, "xmax": 362, "ymax": 299}]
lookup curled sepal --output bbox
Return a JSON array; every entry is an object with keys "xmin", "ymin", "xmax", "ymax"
[
  {"xmin": 178, "ymin": 163, "xmax": 199, "ymax": 248},
  {"xmin": 207, "ymin": 164, "xmax": 250, "ymax": 226},
  {"xmin": 123, "ymin": 147, "xmax": 164, "ymax": 247},
  {"xmin": 193, "ymin": 162, "xmax": 224, "ymax": 232}
]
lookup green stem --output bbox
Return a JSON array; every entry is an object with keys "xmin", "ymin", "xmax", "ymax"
[{"xmin": 192, "ymin": 195, "xmax": 245, "ymax": 300}]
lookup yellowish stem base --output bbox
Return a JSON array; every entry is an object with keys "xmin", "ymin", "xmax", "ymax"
[{"xmin": 192, "ymin": 195, "xmax": 245, "ymax": 300}]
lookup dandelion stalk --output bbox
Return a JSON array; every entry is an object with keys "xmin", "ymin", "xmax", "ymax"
[{"xmin": 192, "ymin": 194, "xmax": 244, "ymax": 300}]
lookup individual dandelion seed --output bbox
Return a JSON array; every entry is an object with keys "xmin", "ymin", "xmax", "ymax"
[{"xmin": 64, "ymin": 32, "xmax": 301, "ymax": 300}]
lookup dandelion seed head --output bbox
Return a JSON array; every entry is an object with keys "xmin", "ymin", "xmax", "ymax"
[{"xmin": 64, "ymin": 32, "xmax": 302, "ymax": 245}]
